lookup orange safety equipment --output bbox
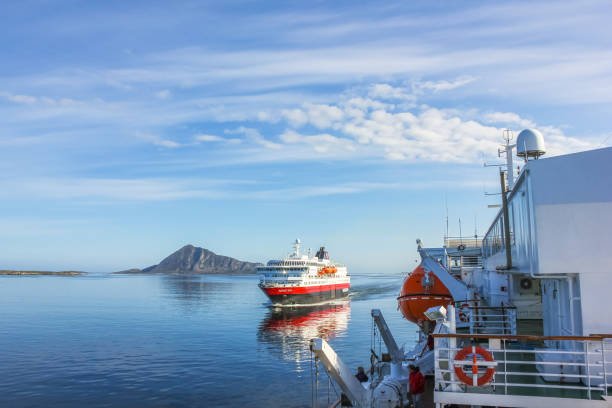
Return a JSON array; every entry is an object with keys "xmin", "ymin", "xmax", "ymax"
[{"xmin": 453, "ymin": 345, "xmax": 496, "ymax": 386}]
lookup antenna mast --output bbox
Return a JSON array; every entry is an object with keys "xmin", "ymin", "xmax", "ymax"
[
  {"xmin": 499, "ymin": 129, "xmax": 516, "ymax": 190},
  {"xmin": 445, "ymin": 195, "xmax": 449, "ymax": 245}
]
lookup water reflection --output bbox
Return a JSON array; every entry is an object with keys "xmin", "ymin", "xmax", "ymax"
[
  {"xmin": 160, "ymin": 275, "xmax": 232, "ymax": 308},
  {"xmin": 258, "ymin": 302, "xmax": 350, "ymax": 369}
]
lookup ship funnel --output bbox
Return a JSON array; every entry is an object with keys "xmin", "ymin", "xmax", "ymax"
[
  {"xmin": 315, "ymin": 246, "xmax": 329, "ymax": 260},
  {"xmin": 516, "ymin": 128, "xmax": 546, "ymax": 162}
]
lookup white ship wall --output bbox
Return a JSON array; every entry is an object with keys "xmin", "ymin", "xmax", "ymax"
[
  {"xmin": 482, "ymin": 147, "xmax": 612, "ymax": 335},
  {"xmin": 529, "ymin": 147, "xmax": 612, "ymax": 336}
]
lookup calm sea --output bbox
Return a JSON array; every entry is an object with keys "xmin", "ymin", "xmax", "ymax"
[{"xmin": 0, "ymin": 273, "xmax": 418, "ymax": 407}]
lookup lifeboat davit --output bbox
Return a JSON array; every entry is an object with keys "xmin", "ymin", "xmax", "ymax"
[{"xmin": 397, "ymin": 264, "xmax": 453, "ymax": 325}]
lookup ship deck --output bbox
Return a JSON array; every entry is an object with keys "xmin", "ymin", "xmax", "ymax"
[{"xmin": 433, "ymin": 332, "xmax": 611, "ymax": 407}]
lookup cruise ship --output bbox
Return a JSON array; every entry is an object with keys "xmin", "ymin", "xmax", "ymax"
[
  {"xmin": 257, "ymin": 239, "xmax": 350, "ymax": 305},
  {"xmin": 309, "ymin": 129, "xmax": 612, "ymax": 407}
]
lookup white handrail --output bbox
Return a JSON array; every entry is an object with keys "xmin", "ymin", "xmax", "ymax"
[{"xmin": 433, "ymin": 335, "xmax": 611, "ymax": 403}]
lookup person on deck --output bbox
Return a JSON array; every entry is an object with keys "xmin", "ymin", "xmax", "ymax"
[
  {"xmin": 355, "ymin": 366, "xmax": 368, "ymax": 383},
  {"xmin": 409, "ymin": 365, "xmax": 425, "ymax": 408}
]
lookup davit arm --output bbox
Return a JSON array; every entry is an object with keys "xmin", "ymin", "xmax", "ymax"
[
  {"xmin": 417, "ymin": 239, "xmax": 469, "ymax": 302},
  {"xmin": 310, "ymin": 338, "xmax": 369, "ymax": 407},
  {"xmin": 370, "ymin": 309, "xmax": 403, "ymax": 363}
]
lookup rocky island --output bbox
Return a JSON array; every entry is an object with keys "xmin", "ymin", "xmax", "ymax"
[{"xmin": 118, "ymin": 244, "xmax": 262, "ymax": 274}]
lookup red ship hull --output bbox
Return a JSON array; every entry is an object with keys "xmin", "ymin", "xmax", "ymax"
[{"xmin": 259, "ymin": 283, "xmax": 350, "ymax": 305}]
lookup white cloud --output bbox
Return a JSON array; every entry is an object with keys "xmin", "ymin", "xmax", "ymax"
[
  {"xmin": 368, "ymin": 83, "xmax": 415, "ymax": 102},
  {"xmin": 281, "ymin": 108, "xmax": 308, "ymax": 127},
  {"xmin": 242, "ymin": 88, "xmax": 602, "ymax": 163},
  {"xmin": 0, "ymin": 91, "xmax": 83, "ymax": 106},
  {"xmin": 156, "ymin": 89, "xmax": 171, "ymax": 99},
  {"xmin": 225, "ymin": 126, "xmax": 282, "ymax": 149},
  {"xmin": 256, "ymin": 111, "xmax": 279, "ymax": 123},
  {"xmin": 7, "ymin": 178, "xmax": 227, "ymax": 201},
  {"xmin": 154, "ymin": 139, "xmax": 180, "ymax": 148},
  {"xmin": 135, "ymin": 131, "xmax": 181, "ymax": 148},
  {"xmin": 414, "ymin": 77, "xmax": 476, "ymax": 93},
  {"xmin": 304, "ymin": 103, "xmax": 344, "ymax": 129},
  {"xmin": 1, "ymin": 92, "xmax": 38, "ymax": 104},
  {"xmin": 482, "ymin": 112, "xmax": 536, "ymax": 128},
  {"xmin": 247, "ymin": 181, "xmax": 401, "ymax": 199},
  {"xmin": 194, "ymin": 134, "xmax": 241, "ymax": 144},
  {"xmin": 279, "ymin": 129, "xmax": 355, "ymax": 153},
  {"xmin": 195, "ymin": 134, "xmax": 223, "ymax": 142}
]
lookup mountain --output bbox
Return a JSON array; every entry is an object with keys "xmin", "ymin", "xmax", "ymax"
[{"xmin": 119, "ymin": 245, "xmax": 262, "ymax": 274}]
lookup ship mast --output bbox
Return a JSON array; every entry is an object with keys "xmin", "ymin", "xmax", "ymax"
[
  {"xmin": 293, "ymin": 238, "xmax": 301, "ymax": 257},
  {"xmin": 499, "ymin": 129, "xmax": 516, "ymax": 190}
]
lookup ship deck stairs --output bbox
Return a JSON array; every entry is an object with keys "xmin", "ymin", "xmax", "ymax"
[
  {"xmin": 455, "ymin": 303, "xmax": 518, "ymax": 335},
  {"xmin": 433, "ymin": 333, "xmax": 612, "ymax": 407}
]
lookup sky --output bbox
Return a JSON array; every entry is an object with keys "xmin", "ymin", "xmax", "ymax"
[{"xmin": 1, "ymin": 0, "xmax": 611, "ymax": 272}]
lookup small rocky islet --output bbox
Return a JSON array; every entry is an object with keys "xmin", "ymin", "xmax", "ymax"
[
  {"xmin": 116, "ymin": 244, "xmax": 262, "ymax": 274},
  {"xmin": 0, "ymin": 270, "xmax": 84, "ymax": 276}
]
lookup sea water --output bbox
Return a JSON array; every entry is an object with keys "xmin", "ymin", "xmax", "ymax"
[{"xmin": 0, "ymin": 273, "xmax": 418, "ymax": 407}]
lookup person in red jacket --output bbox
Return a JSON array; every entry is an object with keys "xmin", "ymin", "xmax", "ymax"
[{"xmin": 408, "ymin": 365, "xmax": 425, "ymax": 408}]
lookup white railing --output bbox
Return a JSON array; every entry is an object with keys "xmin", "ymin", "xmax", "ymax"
[
  {"xmin": 455, "ymin": 302, "xmax": 517, "ymax": 335},
  {"xmin": 433, "ymin": 334, "xmax": 612, "ymax": 407},
  {"xmin": 468, "ymin": 306, "xmax": 517, "ymax": 335}
]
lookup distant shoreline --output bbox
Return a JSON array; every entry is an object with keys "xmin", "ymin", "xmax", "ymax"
[
  {"xmin": 0, "ymin": 270, "xmax": 84, "ymax": 276},
  {"xmin": 113, "ymin": 269, "xmax": 256, "ymax": 275}
]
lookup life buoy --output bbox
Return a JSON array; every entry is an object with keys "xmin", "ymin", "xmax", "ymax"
[
  {"xmin": 453, "ymin": 346, "xmax": 496, "ymax": 386},
  {"xmin": 458, "ymin": 303, "xmax": 469, "ymax": 323}
]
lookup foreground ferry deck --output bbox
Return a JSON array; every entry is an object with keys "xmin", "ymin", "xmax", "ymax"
[{"xmin": 308, "ymin": 132, "xmax": 612, "ymax": 407}]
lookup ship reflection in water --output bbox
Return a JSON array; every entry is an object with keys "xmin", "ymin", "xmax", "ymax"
[{"xmin": 258, "ymin": 302, "xmax": 350, "ymax": 370}]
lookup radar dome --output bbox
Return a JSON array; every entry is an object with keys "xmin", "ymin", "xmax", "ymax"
[{"xmin": 516, "ymin": 129, "xmax": 546, "ymax": 160}]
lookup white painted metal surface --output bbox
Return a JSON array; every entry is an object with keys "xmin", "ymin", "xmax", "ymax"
[
  {"xmin": 433, "ymin": 335, "xmax": 612, "ymax": 407},
  {"xmin": 435, "ymin": 391, "xmax": 609, "ymax": 407},
  {"xmin": 309, "ymin": 338, "xmax": 368, "ymax": 407}
]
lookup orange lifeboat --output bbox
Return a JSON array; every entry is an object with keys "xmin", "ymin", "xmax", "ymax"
[
  {"xmin": 398, "ymin": 264, "xmax": 453, "ymax": 325},
  {"xmin": 318, "ymin": 266, "xmax": 337, "ymax": 275}
]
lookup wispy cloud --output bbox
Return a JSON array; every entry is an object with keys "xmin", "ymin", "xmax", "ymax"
[
  {"xmin": 194, "ymin": 134, "xmax": 241, "ymax": 144},
  {"xmin": 135, "ymin": 131, "xmax": 181, "ymax": 148},
  {"xmin": 225, "ymin": 126, "xmax": 282, "ymax": 149},
  {"xmin": 3, "ymin": 177, "xmax": 251, "ymax": 201},
  {"xmin": 414, "ymin": 77, "xmax": 476, "ymax": 93}
]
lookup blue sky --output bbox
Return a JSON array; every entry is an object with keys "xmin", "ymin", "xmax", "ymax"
[{"xmin": 1, "ymin": 0, "xmax": 611, "ymax": 272}]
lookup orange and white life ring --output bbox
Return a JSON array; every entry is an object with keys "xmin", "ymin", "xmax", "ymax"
[{"xmin": 453, "ymin": 345, "xmax": 496, "ymax": 386}]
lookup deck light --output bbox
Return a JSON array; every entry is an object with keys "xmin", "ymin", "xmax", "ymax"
[{"xmin": 424, "ymin": 306, "xmax": 447, "ymax": 321}]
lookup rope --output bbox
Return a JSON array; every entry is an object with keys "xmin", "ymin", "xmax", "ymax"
[
  {"xmin": 310, "ymin": 350, "xmax": 314, "ymax": 408},
  {"xmin": 327, "ymin": 370, "xmax": 330, "ymax": 407},
  {"xmin": 314, "ymin": 357, "xmax": 319, "ymax": 408},
  {"xmin": 327, "ymin": 368, "xmax": 339, "ymax": 397}
]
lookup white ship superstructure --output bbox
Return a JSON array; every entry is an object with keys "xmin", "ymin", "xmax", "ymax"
[
  {"xmin": 307, "ymin": 129, "xmax": 612, "ymax": 407},
  {"xmin": 258, "ymin": 239, "xmax": 350, "ymax": 305}
]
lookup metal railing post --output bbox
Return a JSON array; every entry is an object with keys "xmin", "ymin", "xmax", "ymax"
[
  {"xmin": 469, "ymin": 308, "xmax": 474, "ymax": 335},
  {"xmin": 601, "ymin": 339, "xmax": 608, "ymax": 397},
  {"xmin": 503, "ymin": 339, "xmax": 508, "ymax": 395},
  {"xmin": 434, "ymin": 337, "xmax": 440, "ymax": 389},
  {"xmin": 585, "ymin": 341, "xmax": 591, "ymax": 400}
]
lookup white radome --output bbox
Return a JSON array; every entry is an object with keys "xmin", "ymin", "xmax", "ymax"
[{"xmin": 516, "ymin": 128, "xmax": 546, "ymax": 159}]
